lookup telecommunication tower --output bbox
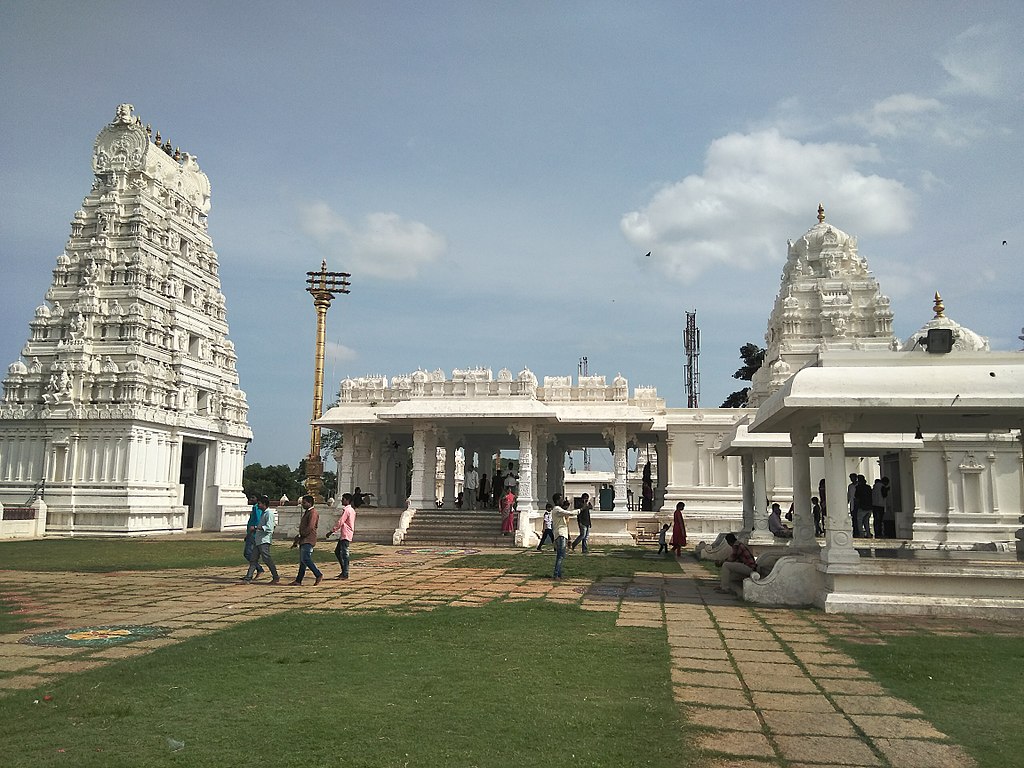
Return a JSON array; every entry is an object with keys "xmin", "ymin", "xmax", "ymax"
[
  {"xmin": 578, "ymin": 356, "xmax": 592, "ymax": 471},
  {"xmin": 683, "ymin": 310, "xmax": 701, "ymax": 408}
]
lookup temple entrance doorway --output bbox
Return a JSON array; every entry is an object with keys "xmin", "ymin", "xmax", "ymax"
[{"xmin": 179, "ymin": 441, "xmax": 205, "ymax": 529}]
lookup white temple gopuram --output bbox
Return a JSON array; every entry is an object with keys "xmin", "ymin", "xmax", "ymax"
[{"xmin": 0, "ymin": 105, "xmax": 252, "ymax": 535}]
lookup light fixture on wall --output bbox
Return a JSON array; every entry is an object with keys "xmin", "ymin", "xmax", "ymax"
[{"xmin": 914, "ymin": 417, "xmax": 924, "ymax": 441}]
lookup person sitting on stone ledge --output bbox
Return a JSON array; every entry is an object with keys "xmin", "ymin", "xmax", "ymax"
[
  {"xmin": 768, "ymin": 502, "xmax": 793, "ymax": 538},
  {"xmin": 716, "ymin": 533, "xmax": 757, "ymax": 594}
]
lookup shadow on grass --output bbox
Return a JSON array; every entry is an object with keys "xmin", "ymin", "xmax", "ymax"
[
  {"xmin": 0, "ymin": 539, "xmax": 370, "ymax": 573},
  {"xmin": 448, "ymin": 546, "xmax": 685, "ymax": 580},
  {"xmin": 839, "ymin": 634, "xmax": 1024, "ymax": 768},
  {"xmin": 0, "ymin": 601, "xmax": 705, "ymax": 768}
]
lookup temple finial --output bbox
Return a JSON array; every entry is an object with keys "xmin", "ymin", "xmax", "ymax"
[
  {"xmin": 933, "ymin": 291, "xmax": 945, "ymax": 318},
  {"xmin": 817, "ymin": 203, "xmax": 825, "ymax": 223}
]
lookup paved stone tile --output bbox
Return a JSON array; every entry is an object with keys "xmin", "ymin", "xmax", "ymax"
[
  {"xmin": 706, "ymin": 760, "xmax": 779, "ymax": 768},
  {"xmin": 803, "ymin": 663, "xmax": 873, "ymax": 679},
  {"xmin": 34, "ymin": 660, "xmax": 107, "ymax": 674},
  {"xmin": 741, "ymin": 672, "xmax": 819, "ymax": 694},
  {"xmin": 673, "ymin": 657, "xmax": 735, "ymax": 674},
  {"xmin": 675, "ymin": 684, "xmax": 750, "ymax": 709},
  {"xmin": 832, "ymin": 695, "xmax": 923, "ymax": 716},
  {"xmin": 727, "ymin": 639, "xmax": 785, "ymax": 651},
  {"xmin": 873, "ymin": 738, "xmax": 976, "ymax": 768},
  {"xmin": 0, "ymin": 674, "xmax": 51, "ymax": 691},
  {"xmin": 669, "ymin": 646, "xmax": 730, "ymax": 660},
  {"xmin": 730, "ymin": 649, "xmax": 793, "ymax": 664},
  {"xmin": 697, "ymin": 729, "xmax": 775, "ymax": 758},
  {"xmin": 671, "ymin": 669, "xmax": 740, "ymax": 688},
  {"xmin": 775, "ymin": 734, "xmax": 881, "ymax": 765},
  {"xmin": 793, "ymin": 651, "xmax": 860, "ymax": 666},
  {"xmin": 849, "ymin": 715, "xmax": 947, "ymax": 740},
  {"xmin": 750, "ymin": 691, "xmax": 838, "ymax": 713},
  {"xmin": 818, "ymin": 678, "xmax": 888, "ymax": 696},
  {"xmin": 0, "ymin": 656, "xmax": 46, "ymax": 672},
  {"xmin": 761, "ymin": 709, "xmax": 857, "ymax": 737},
  {"xmin": 666, "ymin": 635, "xmax": 726, "ymax": 649},
  {"xmin": 685, "ymin": 706, "xmax": 763, "ymax": 732}
]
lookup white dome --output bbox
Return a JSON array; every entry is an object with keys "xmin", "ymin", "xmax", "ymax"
[{"xmin": 901, "ymin": 294, "xmax": 989, "ymax": 353}]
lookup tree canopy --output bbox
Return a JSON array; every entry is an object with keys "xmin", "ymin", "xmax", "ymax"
[{"xmin": 720, "ymin": 342, "xmax": 766, "ymax": 408}]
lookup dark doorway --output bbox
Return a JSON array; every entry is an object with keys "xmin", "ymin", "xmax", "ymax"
[{"xmin": 179, "ymin": 442, "xmax": 201, "ymax": 528}]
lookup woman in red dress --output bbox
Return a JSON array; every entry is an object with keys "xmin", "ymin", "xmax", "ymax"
[
  {"xmin": 500, "ymin": 489, "xmax": 516, "ymax": 535},
  {"xmin": 670, "ymin": 501, "xmax": 687, "ymax": 556}
]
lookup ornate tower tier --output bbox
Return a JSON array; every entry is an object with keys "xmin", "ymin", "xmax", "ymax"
[
  {"xmin": 748, "ymin": 205, "xmax": 897, "ymax": 406},
  {"xmin": 0, "ymin": 105, "xmax": 252, "ymax": 535}
]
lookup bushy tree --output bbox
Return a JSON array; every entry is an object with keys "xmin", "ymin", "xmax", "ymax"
[
  {"xmin": 242, "ymin": 463, "xmax": 306, "ymax": 501},
  {"xmin": 721, "ymin": 342, "xmax": 766, "ymax": 408}
]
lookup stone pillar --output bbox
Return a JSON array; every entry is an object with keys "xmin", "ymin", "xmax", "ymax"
[
  {"xmin": 612, "ymin": 425, "xmax": 628, "ymax": 514},
  {"xmin": 790, "ymin": 429, "xmax": 819, "ymax": 551},
  {"xmin": 654, "ymin": 438, "xmax": 667, "ymax": 513},
  {"xmin": 442, "ymin": 443, "xmax": 457, "ymax": 509},
  {"xmin": 821, "ymin": 417, "xmax": 859, "ymax": 563},
  {"xmin": 515, "ymin": 424, "xmax": 538, "ymax": 547},
  {"xmin": 338, "ymin": 427, "xmax": 355, "ymax": 498},
  {"xmin": 749, "ymin": 449, "xmax": 772, "ymax": 544},
  {"xmin": 741, "ymin": 453, "xmax": 755, "ymax": 536},
  {"xmin": 534, "ymin": 429, "xmax": 550, "ymax": 513},
  {"xmin": 409, "ymin": 424, "xmax": 431, "ymax": 511}
]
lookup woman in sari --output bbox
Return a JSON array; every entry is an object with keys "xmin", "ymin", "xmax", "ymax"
[
  {"xmin": 670, "ymin": 501, "xmax": 687, "ymax": 556},
  {"xmin": 500, "ymin": 489, "xmax": 516, "ymax": 535}
]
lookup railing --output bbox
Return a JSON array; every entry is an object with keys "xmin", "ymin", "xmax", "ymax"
[{"xmin": 2, "ymin": 506, "xmax": 36, "ymax": 521}]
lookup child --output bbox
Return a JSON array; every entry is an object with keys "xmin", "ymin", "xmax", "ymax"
[
  {"xmin": 811, "ymin": 496, "xmax": 824, "ymax": 536},
  {"xmin": 657, "ymin": 523, "xmax": 670, "ymax": 555},
  {"xmin": 536, "ymin": 503, "xmax": 554, "ymax": 551}
]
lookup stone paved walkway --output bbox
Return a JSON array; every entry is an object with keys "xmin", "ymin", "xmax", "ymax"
[{"xmin": 2, "ymin": 546, "xmax": 1021, "ymax": 767}]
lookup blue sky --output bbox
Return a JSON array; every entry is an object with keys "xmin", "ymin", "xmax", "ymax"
[{"xmin": 2, "ymin": 2, "xmax": 1022, "ymax": 467}]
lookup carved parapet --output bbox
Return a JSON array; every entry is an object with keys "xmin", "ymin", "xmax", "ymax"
[{"xmin": 743, "ymin": 554, "xmax": 825, "ymax": 607}]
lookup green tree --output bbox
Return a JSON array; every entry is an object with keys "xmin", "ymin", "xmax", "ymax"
[
  {"xmin": 721, "ymin": 342, "xmax": 766, "ymax": 408},
  {"xmin": 242, "ymin": 463, "xmax": 306, "ymax": 501}
]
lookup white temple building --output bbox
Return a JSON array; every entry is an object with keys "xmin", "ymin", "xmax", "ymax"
[
  {"xmin": 0, "ymin": 105, "xmax": 252, "ymax": 535},
  {"xmin": 318, "ymin": 208, "xmax": 1023, "ymax": 563}
]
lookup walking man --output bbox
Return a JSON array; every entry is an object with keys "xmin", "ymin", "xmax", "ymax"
[
  {"xmin": 570, "ymin": 492, "xmax": 592, "ymax": 553},
  {"xmin": 326, "ymin": 492, "xmax": 356, "ymax": 579},
  {"xmin": 536, "ymin": 503, "xmax": 554, "ymax": 551},
  {"xmin": 463, "ymin": 462, "xmax": 479, "ymax": 510},
  {"xmin": 289, "ymin": 494, "xmax": 322, "ymax": 586},
  {"xmin": 242, "ymin": 492, "xmax": 264, "ymax": 580},
  {"xmin": 552, "ymin": 494, "xmax": 573, "ymax": 580},
  {"xmin": 243, "ymin": 495, "xmax": 279, "ymax": 584}
]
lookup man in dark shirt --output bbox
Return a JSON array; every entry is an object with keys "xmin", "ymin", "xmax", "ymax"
[
  {"xmin": 570, "ymin": 493, "xmax": 593, "ymax": 553},
  {"xmin": 717, "ymin": 533, "xmax": 757, "ymax": 594},
  {"xmin": 854, "ymin": 475, "xmax": 873, "ymax": 538}
]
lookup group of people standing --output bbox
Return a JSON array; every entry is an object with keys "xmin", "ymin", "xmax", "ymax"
[
  {"xmin": 460, "ymin": 460, "xmax": 520, "ymax": 511},
  {"xmin": 539, "ymin": 492, "xmax": 593, "ymax": 580},
  {"xmin": 241, "ymin": 491, "xmax": 358, "ymax": 586}
]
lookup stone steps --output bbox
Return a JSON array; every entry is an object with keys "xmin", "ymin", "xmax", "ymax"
[{"xmin": 402, "ymin": 510, "xmax": 516, "ymax": 547}]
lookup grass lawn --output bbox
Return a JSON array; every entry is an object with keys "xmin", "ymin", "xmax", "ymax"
[
  {"xmin": 840, "ymin": 634, "xmax": 1024, "ymax": 768},
  {"xmin": 449, "ymin": 546, "xmax": 683, "ymax": 579},
  {"xmin": 0, "ymin": 601, "xmax": 695, "ymax": 768},
  {"xmin": 0, "ymin": 538, "xmax": 368, "ymax": 573}
]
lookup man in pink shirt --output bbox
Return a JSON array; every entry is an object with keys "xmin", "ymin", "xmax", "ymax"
[{"xmin": 326, "ymin": 492, "xmax": 356, "ymax": 580}]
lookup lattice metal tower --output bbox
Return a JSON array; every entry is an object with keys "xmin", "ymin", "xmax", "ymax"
[
  {"xmin": 578, "ymin": 356, "xmax": 591, "ymax": 470},
  {"xmin": 683, "ymin": 310, "xmax": 701, "ymax": 408}
]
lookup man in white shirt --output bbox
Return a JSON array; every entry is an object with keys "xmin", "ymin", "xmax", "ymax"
[{"xmin": 463, "ymin": 463, "xmax": 480, "ymax": 510}]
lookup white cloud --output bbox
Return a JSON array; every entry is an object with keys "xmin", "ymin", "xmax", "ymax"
[
  {"xmin": 298, "ymin": 201, "xmax": 446, "ymax": 280},
  {"xmin": 854, "ymin": 93, "xmax": 944, "ymax": 138},
  {"xmin": 325, "ymin": 341, "xmax": 357, "ymax": 364},
  {"xmin": 620, "ymin": 130, "xmax": 913, "ymax": 283},
  {"xmin": 940, "ymin": 24, "xmax": 1023, "ymax": 99}
]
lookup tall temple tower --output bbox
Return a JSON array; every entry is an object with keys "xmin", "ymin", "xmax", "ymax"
[
  {"xmin": 0, "ymin": 104, "xmax": 252, "ymax": 534},
  {"xmin": 748, "ymin": 205, "xmax": 897, "ymax": 407}
]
